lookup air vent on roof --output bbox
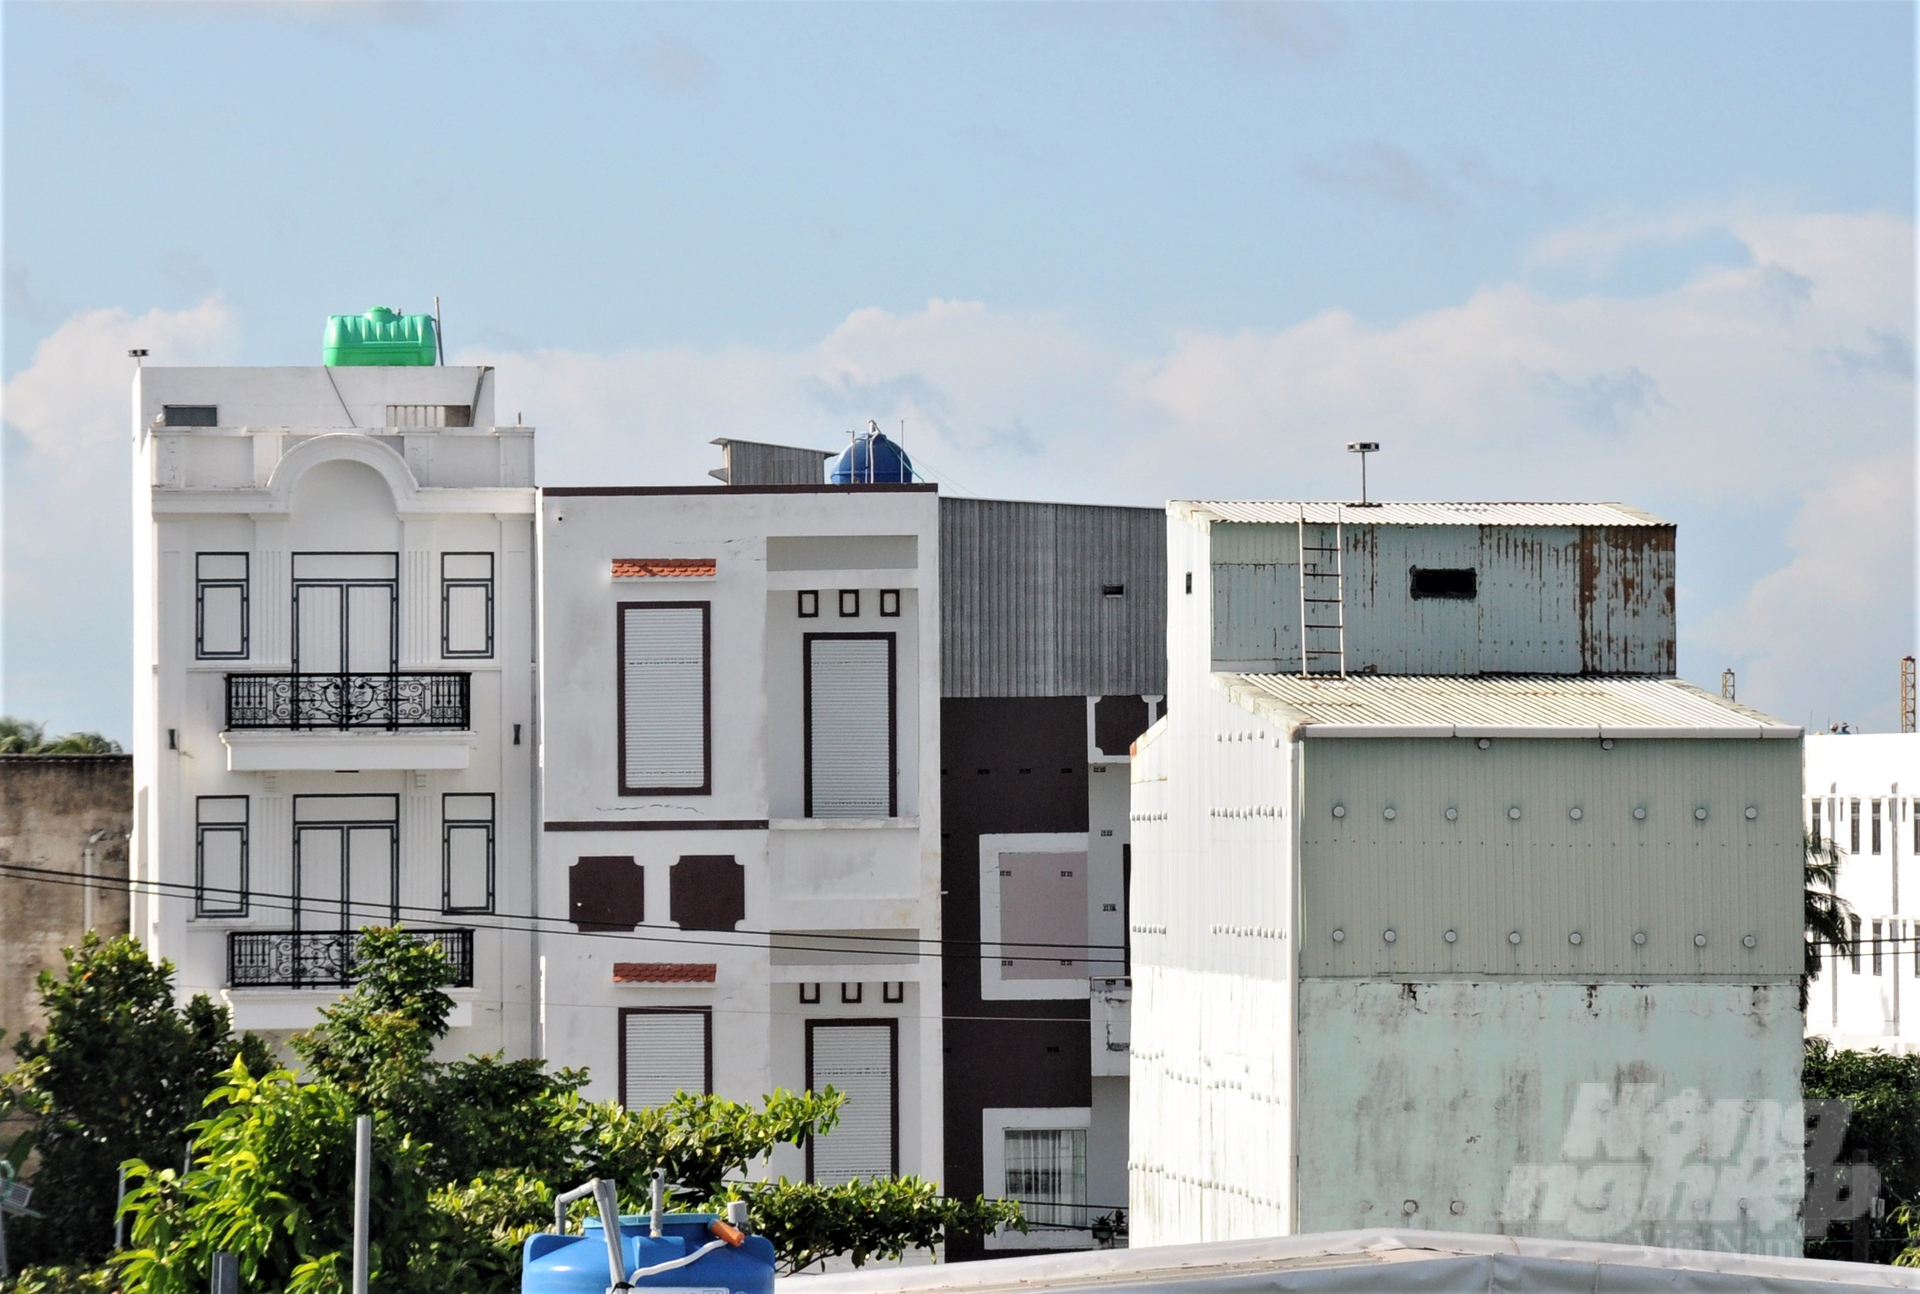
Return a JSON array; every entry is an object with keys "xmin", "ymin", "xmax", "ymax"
[
  {"xmin": 163, "ymin": 405, "xmax": 218, "ymax": 428},
  {"xmin": 387, "ymin": 405, "xmax": 472, "ymax": 428}
]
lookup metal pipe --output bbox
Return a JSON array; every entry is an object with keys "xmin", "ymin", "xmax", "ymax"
[
  {"xmin": 649, "ymin": 1167, "xmax": 665, "ymax": 1237},
  {"xmin": 553, "ymin": 1178, "xmax": 599, "ymax": 1234},
  {"xmin": 352, "ymin": 1115, "xmax": 371, "ymax": 1294},
  {"xmin": 593, "ymin": 1176, "xmax": 629, "ymax": 1287},
  {"xmin": 83, "ymin": 829, "xmax": 107, "ymax": 933}
]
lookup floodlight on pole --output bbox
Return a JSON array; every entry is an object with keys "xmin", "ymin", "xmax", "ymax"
[{"xmin": 1347, "ymin": 442, "xmax": 1380, "ymax": 506}]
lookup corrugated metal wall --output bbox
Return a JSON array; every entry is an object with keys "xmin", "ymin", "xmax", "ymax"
[
  {"xmin": 941, "ymin": 498, "xmax": 1166, "ymax": 698},
  {"xmin": 1298, "ymin": 737, "xmax": 1803, "ymax": 978},
  {"xmin": 1209, "ymin": 522, "xmax": 1676, "ymax": 675}
]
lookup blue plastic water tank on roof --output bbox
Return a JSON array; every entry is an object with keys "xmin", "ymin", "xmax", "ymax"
[{"xmin": 829, "ymin": 429, "xmax": 914, "ymax": 484}]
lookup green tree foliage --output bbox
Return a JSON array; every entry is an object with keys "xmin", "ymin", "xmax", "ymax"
[
  {"xmin": 98, "ymin": 929, "xmax": 1020, "ymax": 1293},
  {"xmin": 0, "ymin": 717, "xmax": 122, "ymax": 754},
  {"xmin": 1803, "ymin": 830, "xmax": 1854, "ymax": 1010},
  {"xmin": 1804, "ymin": 1038, "xmax": 1920, "ymax": 1263},
  {"xmin": 2, "ymin": 934, "xmax": 269, "ymax": 1268}
]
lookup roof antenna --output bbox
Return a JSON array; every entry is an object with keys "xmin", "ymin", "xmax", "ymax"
[
  {"xmin": 433, "ymin": 296, "xmax": 445, "ymax": 365},
  {"xmin": 1346, "ymin": 442, "xmax": 1380, "ymax": 506}
]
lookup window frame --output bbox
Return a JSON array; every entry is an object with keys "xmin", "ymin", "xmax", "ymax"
[
  {"xmin": 805, "ymin": 1018, "xmax": 900, "ymax": 1182},
  {"xmin": 616, "ymin": 600, "xmax": 712, "ymax": 797},
  {"xmin": 838, "ymin": 589, "xmax": 860, "ymax": 618},
  {"xmin": 195, "ymin": 553, "xmax": 250, "ymax": 660},
  {"xmin": 618, "ymin": 1006, "xmax": 713, "ymax": 1111},
  {"xmin": 802, "ymin": 632, "xmax": 898, "ymax": 819},
  {"xmin": 981, "ymin": 1106, "xmax": 1095, "ymax": 1250},
  {"xmin": 162, "ymin": 405, "xmax": 218, "ymax": 427},
  {"xmin": 441, "ymin": 793, "xmax": 496, "ymax": 915},
  {"xmin": 1872, "ymin": 799, "xmax": 1883, "ymax": 854},
  {"xmin": 879, "ymin": 589, "xmax": 901, "ymax": 617},
  {"xmin": 440, "ymin": 552, "xmax": 495, "ymax": 659},
  {"xmin": 1850, "ymin": 799, "xmax": 1861, "ymax": 854},
  {"xmin": 798, "ymin": 590, "xmax": 820, "ymax": 619},
  {"xmin": 1849, "ymin": 914, "xmax": 1863, "ymax": 973},
  {"xmin": 195, "ymin": 796, "xmax": 250, "ymax": 918}
]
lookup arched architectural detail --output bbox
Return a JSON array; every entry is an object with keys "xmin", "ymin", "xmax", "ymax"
[{"xmin": 263, "ymin": 433, "xmax": 421, "ymax": 514}]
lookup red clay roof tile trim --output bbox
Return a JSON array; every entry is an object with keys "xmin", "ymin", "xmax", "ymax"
[
  {"xmin": 612, "ymin": 962, "xmax": 718, "ymax": 983},
  {"xmin": 612, "ymin": 558, "xmax": 717, "ymax": 578}
]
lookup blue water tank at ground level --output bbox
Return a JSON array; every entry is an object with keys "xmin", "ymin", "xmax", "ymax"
[{"xmin": 523, "ymin": 1214, "xmax": 776, "ymax": 1294}]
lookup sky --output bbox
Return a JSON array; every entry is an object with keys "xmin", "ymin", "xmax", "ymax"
[{"xmin": 3, "ymin": 0, "xmax": 1914, "ymax": 741}]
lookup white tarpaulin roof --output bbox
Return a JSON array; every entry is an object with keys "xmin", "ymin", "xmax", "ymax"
[
  {"xmin": 780, "ymin": 1230, "xmax": 1919, "ymax": 1294},
  {"xmin": 1171, "ymin": 501, "xmax": 1669, "ymax": 527}
]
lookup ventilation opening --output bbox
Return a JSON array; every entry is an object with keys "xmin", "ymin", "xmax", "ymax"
[
  {"xmin": 1102, "ymin": 584, "xmax": 1125, "ymax": 598},
  {"xmin": 163, "ymin": 405, "xmax": 218, "ymax": 427},
  {"xmin": 1410, "ymin": 567, "xmax": 1477, "ymax": 600},
  {"xmin": 386, "ymin": 404, "xmax": 474, "ymax": 428}
]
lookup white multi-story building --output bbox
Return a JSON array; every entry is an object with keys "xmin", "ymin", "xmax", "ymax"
[
  {"xmin": 534, "ymin": 480, "xmax": 944, "ymax": 1183},
  {"xmin": 1129, "ymin": 502, "xmax": 1806, "ymax": 1256},
  {"xmin": 1804, "ymin": 732, "xmax": 1920, "ymax": 1053},
  {"xmin": 130, "ymin": 351, "xmax": 538, "ymax": 1052}
]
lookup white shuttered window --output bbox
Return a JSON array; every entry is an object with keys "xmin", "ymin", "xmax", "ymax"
[
  {"xmin": 808, "ymin": 1022, "xmax": 896, "ymax": 1183},
  {"xmin": 622, "ymin": 1010, "xmax": 710, "ymax": 1111},
  {"xmin": 806, "ymin": 635, "xmax": 895, "ymax": 818},
  {"xmin": 620, "ymin": 604, "xmax": 709, "ymax": 793}
]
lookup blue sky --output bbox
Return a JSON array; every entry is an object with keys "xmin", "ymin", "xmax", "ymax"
[{"xmin": 4, "ymin": 1, "xmax": 1914, "ymax": 739}]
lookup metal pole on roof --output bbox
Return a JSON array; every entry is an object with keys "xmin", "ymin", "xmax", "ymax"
[{"xmin": 434, "ymin": 296, "xmax": 445, "ymax": 365}]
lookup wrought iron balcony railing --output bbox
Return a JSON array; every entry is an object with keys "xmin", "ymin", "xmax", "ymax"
[
  {"xmin": 228, "ymin": 928, "xmax": 475, "ymax": 989},
  {"xmin": 225, "ymin": 672, "xmax": 470, "ymax": 731}
]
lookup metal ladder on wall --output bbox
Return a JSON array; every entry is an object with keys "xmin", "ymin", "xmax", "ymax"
[{"xmin": 1297, "ymin": 507, "xmax": 1347, "ymax": 678}]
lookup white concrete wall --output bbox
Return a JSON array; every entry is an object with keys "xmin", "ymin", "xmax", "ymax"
[
  {"xmin": 535, "ymin": 487, "xmax": 944, "ymax": 1180},
  {"xmin": 1804, "ymin": 733, "xmax": 1920, "ymax": 1052},
  {"xmin": 131, "ymin": 365, "xmax": 537, "ymax": 1058}
]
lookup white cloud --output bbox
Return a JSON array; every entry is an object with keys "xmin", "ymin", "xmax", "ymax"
[{"xmin": 2, "ymin": 295, "xmax": 236, "ymax": 733}]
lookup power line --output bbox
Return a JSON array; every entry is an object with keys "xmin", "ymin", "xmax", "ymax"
[{"xmin": 0, "ymin": 860, "xmax": 1131, "ymax": 965}]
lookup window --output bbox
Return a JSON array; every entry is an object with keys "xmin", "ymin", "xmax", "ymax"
[
  {"xmin": 805, "ymin": 634, "xmax": 895, "ymax": 817},
  {"xmin": 1850, "ymin": 800, "xmax": 1861, "ymax": 854},
  {"xmin": 442, "ymin": 794, "xmax": 494, "ymax": 914},
  {"xmin": 441, "ymin": 554, "xmax": 493, "ymax": 658},
  {"xmin": 292, "ymin": 795, "xmax": 399, "ymax": 931},
  {"xmin": 1873, "ymin": 920, "xmax": 1884, "ymax": 975},
  {"xmin": 620, "ymin": 1008, "xmax": 711, "ymax": 1111},
  {"xmin": 1872, "ymin": 799, "xmax": 1883, "ymax": 854},
  {"xmin": 1409, "ymin": 567, "xmax": 1478, "ymax": 600},
  {"xmin": 838, "ymin": 590, "xmax": 860, "ymax": 617},
  {"xmin": 1850, "ymin": 915, "xmax": 1863, "ymax": 973},
  {"xmin": 798, "ymin": 590, "xmax": 820, "ymax": 618},
  {"xmin": 196, "ymin": 797, "xmax": 248, "ymax": 917},
  {"xmin": 807, "ymin": 1021, "xmax": 897, "ymax": 1183},
  {"xmin": 196, "ymin": 554, "xmax": 249, "ymax": 659},
  {"xmin": 670, "ymin": 855, "xmax": 745, "ymax": 932},
  {"xmin": 618, "ymin": 602, "xmax": 710, "ymax": 795},
  {"xmin": 570, "ymin": 856, "xmax": 644, "ymax": 932},
  {"xmin": 879, "ymin": 589, "xmax": 901, "ymax": 617},
  {"xmin": 979, "ymin": 833, "xmax": 1091, "ymax": 1001},
  {"xmin": 1185, "ymin": 571, "xmax": 1193, "ymax": 595},
  {"xmin": 163, "ymin": 405, "xmax": 218, "ymax": 427},
  {"xmin": 1006, "ymin": 1129, "xmax": 1088, "ymax": 1228},
  {"xmin": 1101, "ymin": 584, "xmax": 1125, "ymax": 598},
  {"xmin": 292, "ymin": 553, "xmax": 399, "ymax": 674},
  {"xmin": 1811, "ymin": 799, "xmax": 1823, "ymax": 847},
  {"xmin": 387, "ymin": 404, "xmax": 472, "ymax": 428},
  {"xmin": 1914, "ymin": 798, "xmax": 1919, "ymax": 855}
]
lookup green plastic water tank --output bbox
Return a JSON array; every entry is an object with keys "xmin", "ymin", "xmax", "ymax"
[{"xmin": 323, "ymin": 307, "xmax": 437, "ymax": 366}]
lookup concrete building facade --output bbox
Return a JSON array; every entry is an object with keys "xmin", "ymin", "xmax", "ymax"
[
  {"xmin": 1804, "ymin": 732, "xmax": 1920, "ymax": 1053},
  {"xmin": 1129, "ymin": 502, "xmax": 1806, "ymax": 1256},
  {"xmin": 130, "ymin": 362, "xmax": 538, "ymax": 1052},
  {"xmin": 534, "ymin": 480, "xmax": 944, "ymax": 1184},
  {"xmin": 0, "ymin": 756, "xmax": 133, "ymax": 1043}
]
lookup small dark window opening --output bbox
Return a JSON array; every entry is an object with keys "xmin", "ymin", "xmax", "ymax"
[
  {"xmin": 1410, "ymin": 567, "xmax": 1478, "ymax": 600},
  {"xmin": 163, "ymin": 405, "xmax": 219, "ymax": 427},
  {"xmin": 879, "ymin": 589, "xmax": 901, "ymax": 617},
  {"xmin": 798, "ymin": 590, "xmax": 820, "ymax": 618},
  {"xmin": 1185, "ymin": 572, "xmax": 1193, "ymax": 594},
  {"xmin": 1102, "ymin": 584, "xmax": 1125, "ymax": 598},
  {"xmin": 838, "ymin": 590, "xmax": 860, "ymax": 617},
  {"xmin": 570, "ymin": 856, "xmax": 643, "ymax": 931}
]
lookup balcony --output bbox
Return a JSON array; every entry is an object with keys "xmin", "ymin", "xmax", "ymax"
[
  {"xmin": 226, "ymin": 672, "xmax": 470, "ymax": 731},
  {"xmin": 228, "ymin": 928, "xmax": 475, "ymax": 989},
  {"xmin": 220, "ymin": 672, "xmax": 474, "ymax": 772}
]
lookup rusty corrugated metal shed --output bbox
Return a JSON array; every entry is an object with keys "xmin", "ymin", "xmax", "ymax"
[
  {"xmin": 1175, "ymin": 500, "xmax": 1668, "ymax": 527},
  {"xmin": 940, "ymin": 497, "xmax": 1166, "ymax": 698},
  {"xmin": 1217, "ymin": 673, "xmax": 1800, "ymax": 738}
]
